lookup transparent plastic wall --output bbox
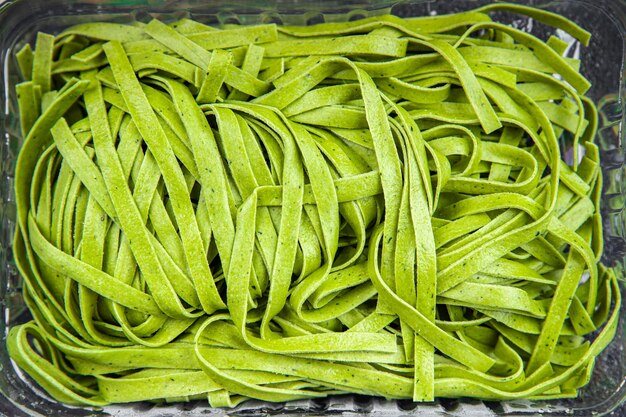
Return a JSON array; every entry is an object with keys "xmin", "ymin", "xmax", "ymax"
[{"xmin": 0, "ymin": 1, "xmax": 624, "ymax": 416}]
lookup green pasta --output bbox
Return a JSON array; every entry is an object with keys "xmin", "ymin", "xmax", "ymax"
[{"xmin": 7, "ymin": 3, "xmax": 620, "ymax": 408}]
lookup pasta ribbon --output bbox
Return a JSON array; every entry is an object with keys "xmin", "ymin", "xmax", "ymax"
[{"xmin": 8, "ymin": 3, "xmax": 619, "ymax": 407}]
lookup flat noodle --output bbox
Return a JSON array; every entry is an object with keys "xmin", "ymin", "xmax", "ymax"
[{"xmin": 8, "ymin": 2, "xmax": 620, "ymax": 407}]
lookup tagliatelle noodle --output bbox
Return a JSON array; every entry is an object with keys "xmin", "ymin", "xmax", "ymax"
[{"xmin": 7, "ymin": 3, "xmax": 620, "ymax": 407}]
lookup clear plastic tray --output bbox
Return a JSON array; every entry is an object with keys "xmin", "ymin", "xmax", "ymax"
[{"xmin": 0, "ymin": 0, "xmax": 625, "ymax": 415}]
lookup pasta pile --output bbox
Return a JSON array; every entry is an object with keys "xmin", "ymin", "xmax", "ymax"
[{"xmin": 8, "ymin": 3, "xmax": 620, "ymax": 407}]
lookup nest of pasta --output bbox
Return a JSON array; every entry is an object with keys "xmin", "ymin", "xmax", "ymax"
[{"xmin": 8, "ymin": 2, "xmax": 620, "ymax": 406}]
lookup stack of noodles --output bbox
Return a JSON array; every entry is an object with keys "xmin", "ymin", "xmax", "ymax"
[{"xmin": 8, "ymin": 3, "xmax": 620, "ymax": 406}]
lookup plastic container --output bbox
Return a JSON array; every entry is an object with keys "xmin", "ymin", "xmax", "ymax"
[{"xmin": 0, "ymin": 0, "xmax": 625, "ymax": 415}]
